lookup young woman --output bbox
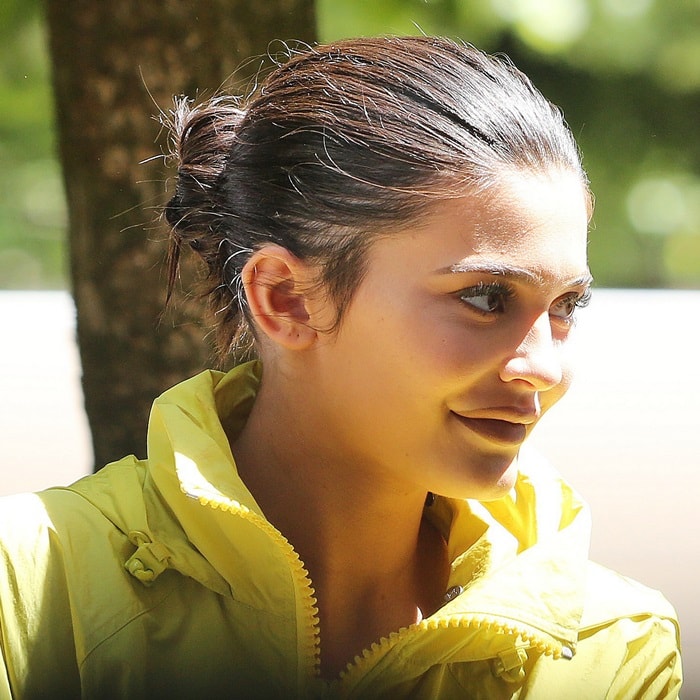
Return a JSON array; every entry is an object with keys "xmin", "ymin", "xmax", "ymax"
[{"xmin": 0, "ymin": 36, "xmax": 681, "ymax": 698}]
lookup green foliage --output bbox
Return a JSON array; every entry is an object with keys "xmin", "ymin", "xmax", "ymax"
[
  {"xmin": 2, "ymin": 0, "xmax": 699, "ymax": 288},
  {"xmin": 0, "ymin": 1, "xmax": 65, "ymax": 288},
  {"xmin": 318, "ymin": 0, "xmax": 700, "ymax": 288}
]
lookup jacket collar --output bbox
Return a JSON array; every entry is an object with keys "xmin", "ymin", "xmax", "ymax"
[{"xmin": 143, "ymin": 361, "xmax": 587, "ymax": 652}]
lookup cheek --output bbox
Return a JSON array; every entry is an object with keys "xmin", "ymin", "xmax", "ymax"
[
  {"xmin": 340, "ymin": 280, "xmax": 494, "ymax": 393},
  {"xmin": 390, "ymin": 317, "xmax": 491, "ymax": 386}
]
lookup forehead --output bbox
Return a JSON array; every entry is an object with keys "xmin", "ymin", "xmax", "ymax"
[
  {"xmin": 367, "ymin": 168, "xmax": 591, "ymax": 286},
  {"xmin": 427, "ymin": 169, "xmax": 587, "ymax": 253}
]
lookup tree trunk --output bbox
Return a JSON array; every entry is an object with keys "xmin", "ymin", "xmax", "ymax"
[{"xmin": 45, "ymin": 0, "xmax": 316, "ymax": 470}]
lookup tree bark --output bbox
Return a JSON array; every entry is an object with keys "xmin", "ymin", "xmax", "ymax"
[{"xmin": 45, "ymin": 0, "xmax": 316, "ymax": 469}]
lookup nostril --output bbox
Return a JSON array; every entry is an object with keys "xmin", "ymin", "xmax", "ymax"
[{"xmin": 499, "ymin": 353, "xmax": 563, "ymax": 391}]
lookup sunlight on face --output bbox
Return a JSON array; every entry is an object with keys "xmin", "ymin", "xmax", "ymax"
[{"xmin": 308, "ymin": 168, "xmax": 591, "ymax": 501}]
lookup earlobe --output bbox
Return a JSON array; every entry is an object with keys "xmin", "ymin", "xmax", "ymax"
[{"xmin": 241, "ymin": 246, "xmax": 317, "ymax": 350}]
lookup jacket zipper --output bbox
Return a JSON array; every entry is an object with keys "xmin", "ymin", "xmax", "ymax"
[
  {"xmin": 192, "ymin": 491, "xmax": 570, "ymax": 693},
  {"xmin": 191, "ymin": 493, "xmax": 322, "ymax": 687},
  {"xmin": 336, "ymin": 614, "xmax": 568, "ymax": 691}
]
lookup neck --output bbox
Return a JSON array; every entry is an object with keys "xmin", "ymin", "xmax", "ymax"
[
  {"xmin": 230, "ymin": 367, "xmax": 450, "ymax": 676},
  {"xmin": 232, "ymin": 378, "xmax": 431, "ymax": 582}
]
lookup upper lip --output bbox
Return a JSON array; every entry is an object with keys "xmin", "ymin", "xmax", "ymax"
[{"xmin": 451, "ymin": 407, "xmax": 540, "ymax": 425}]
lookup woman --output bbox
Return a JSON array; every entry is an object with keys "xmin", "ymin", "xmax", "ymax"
[{"xmin": 0, "ymin": 36, "xmax": 681, "ymax": 698}]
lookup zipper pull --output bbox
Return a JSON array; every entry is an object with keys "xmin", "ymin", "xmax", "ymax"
[
  {"xmin": 443, "ymin": 585, "xmax": 464, "ymax": 603},
  {"xmin": 493, "ymin": 646, "xmax": 528, "ymax": 682}
]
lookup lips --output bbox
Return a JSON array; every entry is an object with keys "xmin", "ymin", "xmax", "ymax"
[{"xmin": 452, "ymin": 414, "xmax": 530, "ymax": 446}]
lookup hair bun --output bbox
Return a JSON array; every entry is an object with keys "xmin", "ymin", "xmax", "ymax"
[
  {"xmin": 164, "ymin": 96, "xmax": 245, "ymax": 237},
  {"xmin": 163, "ymin": 96, "xmax": 247, "ymax": 332}
]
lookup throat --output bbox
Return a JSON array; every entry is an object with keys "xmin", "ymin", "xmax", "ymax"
[{"xmin": 316, "ymin": 514, "xmax": 450, "ymax": 679}]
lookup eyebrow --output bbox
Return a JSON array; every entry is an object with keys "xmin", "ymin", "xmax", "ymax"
[{"xmin": 439, "ymin": 261, "xmax": 594, "ymax": 289}]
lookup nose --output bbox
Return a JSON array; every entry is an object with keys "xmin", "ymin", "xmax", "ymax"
[{"xmin": 499, "ymin": 313, "xmax": 563, "ymax": 391}]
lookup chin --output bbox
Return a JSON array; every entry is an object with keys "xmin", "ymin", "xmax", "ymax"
[
  {"xmin": 450, "ymin": 455, "xmax": 520, "ymax": 502},
  {"xmin": 478, "ymin": 470, "xmax": 518, "ymax": 501}
]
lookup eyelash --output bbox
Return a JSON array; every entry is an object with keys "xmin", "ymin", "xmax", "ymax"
[
  {"xmin": 554, "ymin": 287, "xmax": 592, "ymax": 321},
  {"xmin": 458, "ymin": 281, "xmax": 515, "ymax": 315},
  {"xmin": 458, "ymin": 282, "xmax": 592, "ymax": 322}
]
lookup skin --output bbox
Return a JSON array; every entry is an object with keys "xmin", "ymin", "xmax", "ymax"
[{"xmin": 232, "ymin": 167, "xmax": 592, "ymax": 677}]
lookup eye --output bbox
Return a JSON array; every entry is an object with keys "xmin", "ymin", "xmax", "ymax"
[
  {"xmin": 459, "ymin": 281, "xmax": 514, "ymax": 315},
  {"xmin": 550, "ymin": 287, "xmax": 592, "ymax": 322}
]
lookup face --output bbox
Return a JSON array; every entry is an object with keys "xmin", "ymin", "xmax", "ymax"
[{"xmin": 306, "ymin": 168, "xmax": 591, "ymax": 501}]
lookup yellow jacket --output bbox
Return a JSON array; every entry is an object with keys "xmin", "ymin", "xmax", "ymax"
[{"xmin": 0, "ymin": 363, "xmax": 682, "ymax": 698}]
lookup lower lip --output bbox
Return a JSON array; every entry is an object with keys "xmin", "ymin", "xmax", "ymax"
[{"xmin": 453, "ymin": 414, "xmax": 527, "ymax": 446}]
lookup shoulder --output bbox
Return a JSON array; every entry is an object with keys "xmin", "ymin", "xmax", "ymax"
[
  {"xmin": 0, "ymin": 487, "xmax": 92, "ymax": 696},
  {"xmin": 523, "ymin": 563, "xmax": 682, "ymax": 697},
  {"xmin": 570, "ymin": 562, "xmax": 682, "ymax": 697},
  {"xmin": 512, "ymin": 451, "xmax": 682, "ymax": 694},
  {"xmin": 582, "ymin": 559, "xmax": 678, "ymax": 628},
  {"xmin": 0, "ymin": 455, "xmax": 156, "ymax": 601},
  {"xmin": 581, "ymin": 560, "xmax": 681, "ymax": 669},
  {"xmin": 0, "ymin": 458, "xmax": 164, "ymax": 697},
  {"xmin": 0, "ymin": 457, "xmax": 148, "ymax": 557}
]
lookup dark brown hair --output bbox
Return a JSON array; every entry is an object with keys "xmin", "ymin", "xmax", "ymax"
[{"xmin": 164, "ymin": 35, "xmax": 588, "ymax": 358}]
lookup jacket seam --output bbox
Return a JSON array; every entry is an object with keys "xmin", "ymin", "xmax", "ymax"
[{"xmin": 78, "ymin": 575, "xmax": 180, "ymax": 671}]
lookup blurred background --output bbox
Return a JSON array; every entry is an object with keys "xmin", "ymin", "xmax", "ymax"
[
  {"xmin": 3, "ymin": 0, "xmax": 700, "ymax": 291},
  {"xmin": 1, "ymin": 0, "xmax": 698, "ymax": 694}
]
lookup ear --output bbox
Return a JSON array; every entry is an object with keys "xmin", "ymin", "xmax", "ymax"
[{"xmin": 241, "ymin": 245, "xmax": 318, "ymax": 350}]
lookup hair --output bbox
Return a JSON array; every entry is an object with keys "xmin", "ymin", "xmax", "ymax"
[{"xmin": 163, "ymin": 35, "xmax": 589, "ymax": 359}]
